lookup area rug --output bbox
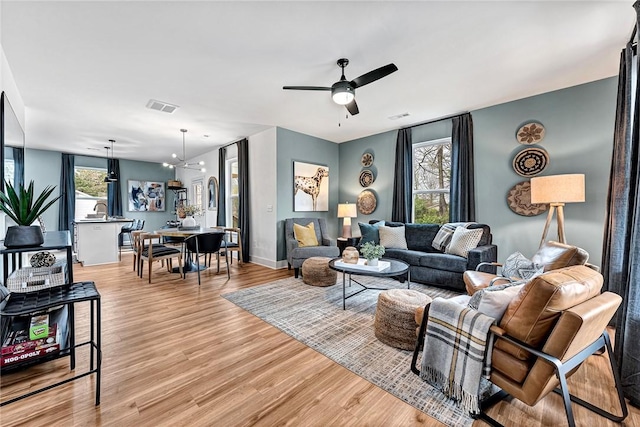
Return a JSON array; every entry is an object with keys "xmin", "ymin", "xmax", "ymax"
[{"xmin": 222, "ymin": 276, "xmax": 475, "ymax": 426}]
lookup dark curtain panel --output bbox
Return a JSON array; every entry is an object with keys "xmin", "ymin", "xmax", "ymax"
[
  {"xmin": 237, "ymin": 138, "xmax": 250, "ymax": 262},
  {"xmin": 217, "ymin": 146, "xmax": 227, "ymax": 227},
  {"xmin": 602, "ymin": 11, "xmax": 640, "ymax": 406},
  {"xmin": 107, "ymin": 158, "xmax": 123, "ymax": 216},
  {"xmin": 12, "ymin": 147, "xmax": 24, "ymax": 189},
  {"xmin": 391, "ymin": 128, "xmax": 412, "ymax": 222},
  {"xmin": 450, "ymin": 113, "xmax": 476, "ymax": 222},
  {"xmin": 58, "ymin": 153, "xmax": 75, "ymax": 241}
]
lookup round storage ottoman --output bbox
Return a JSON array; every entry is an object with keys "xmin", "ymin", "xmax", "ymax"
[
  {"xmin": 374, "ymin": 289, "xmax": 432, "ymax": 350},
  {"xmin": 301, "ymin": 257, "xmax": 337, "ymax": 287}
]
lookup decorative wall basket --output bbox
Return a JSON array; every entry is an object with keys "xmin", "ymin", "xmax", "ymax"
[
  {"xmin": 361, "ymin": 152, "xmax": 374, "ymax": 167},
  {"xmin": 359, "ymin": 169, "xmax": 375, "ymax": 187},
  {"xmin": 516, "ymin": 122, "xmax": 545, "ymax": 144},
  {"xmin": 357, "ymin": 190, "xmax": 377, "ymax": 215},
  {"xmin": 506, "ymin": 181, "xmax": 549, "ymax": 216},
  {"xmin": 512, "ymin": 146, "xmax": 549, "ymax": 177}
]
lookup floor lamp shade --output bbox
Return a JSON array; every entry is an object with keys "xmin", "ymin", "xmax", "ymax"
[
  {"xmin": 530, "ymin": 174, "xmax": 585, "ymax": 247},
  {"xmin": 338, "ymin": 203, "xmax": 357, "ymax": 238}
]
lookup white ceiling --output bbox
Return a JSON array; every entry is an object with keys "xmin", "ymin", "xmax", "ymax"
[{"xmin": 1, "ymin": 1, "xmax": 634, "ymax": 164}]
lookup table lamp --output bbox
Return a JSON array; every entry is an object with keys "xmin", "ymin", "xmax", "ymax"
[
  {"xmin": 337, "ymin": 202, "xmax": 357, "ymax": 238},
  {"xmin": 530, "ymin": 174, "xmax": 585, "ymax": 247}
]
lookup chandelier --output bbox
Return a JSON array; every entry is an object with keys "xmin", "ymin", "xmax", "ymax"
[
  {"xmin": 103, "ymin": 139, "xmax": 118, "ymax": 182},
  {"xmin": 163, "ymin": 129, "xmax": 205, "ymax": 172}
]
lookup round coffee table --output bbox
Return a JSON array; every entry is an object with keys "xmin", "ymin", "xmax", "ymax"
[{"xmin": 328, "ymin": 258, "xmax": 410, "ymax": 310}]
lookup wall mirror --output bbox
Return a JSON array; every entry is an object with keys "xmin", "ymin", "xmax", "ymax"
[
  {"xmin": 1, "ymin": 92, "xmax": 25, "ymax": 192},
  {"xmin": 208, "ymin": 176, "xmax": 218, "ymax": 210}
]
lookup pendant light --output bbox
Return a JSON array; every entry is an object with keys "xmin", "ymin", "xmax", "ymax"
[
  {"xmin": 104, "ymin": 139, "xmax": 118, "ymax": 182},
  {"xmin": 163, "ymin": 129, "xmax": 205, "ymax": 172}
]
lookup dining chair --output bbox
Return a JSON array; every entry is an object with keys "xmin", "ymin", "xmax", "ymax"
[
  {"xmin": 222, "ymin": 227, "xmax": 243, "ymax": 265},
  {"xmin": 131, "ymin": 230, "xmax": 146, "ymax": 274},
  {"xmin": 138, "ymin": 232, "xmax": 183, "ymax": 283},
  {"xmin": 183, "ymin": 232, "xmax": 229, "ymax": 285}
]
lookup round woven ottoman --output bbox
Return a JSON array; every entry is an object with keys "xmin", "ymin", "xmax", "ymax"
[
  {"xmin": 301, "ymin": 257, "xmax": 337, "ymax": 287},
  {"xmin": 374, "ymin": 289, "xmax": 432, "ymax": 350}
]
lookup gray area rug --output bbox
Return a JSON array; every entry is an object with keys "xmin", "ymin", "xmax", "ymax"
[{"xmin": 223, "ymin": 276, "xmax": 474, "ymax": 426}]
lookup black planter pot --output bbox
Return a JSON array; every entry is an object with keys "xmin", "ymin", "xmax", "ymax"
[{"xmin": 4, "ymin": 225, "xmax": 44, "ymax": 248}]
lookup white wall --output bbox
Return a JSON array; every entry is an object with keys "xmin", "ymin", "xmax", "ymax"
[
  {"xmin": 175, "ymin": 148, "xmax": 219, "ymax": 227},
  {"xmin": 248, "ymin": 127, "xmax": 277, "ymax": 268}
]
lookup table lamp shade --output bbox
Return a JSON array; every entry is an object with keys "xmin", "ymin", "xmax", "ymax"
[
  {"xmin": 530, "ymin": 174, "xmax": 585, "ymax": 204},
  {"xmin": 337, "ymin": 203, "xmax": 357, "ymax": 218}
]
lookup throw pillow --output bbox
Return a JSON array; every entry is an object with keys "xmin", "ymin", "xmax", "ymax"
[
  {"xmin": 30, "ymin": 251, "xmax": 56, "ymax": 268},
  {"xmin": 445, "ymin": 226, "xmax": 483, "ymax": 258},
  {"xmin": 468, "ymin": 282, "xmax": 525, "ymax": 321},
  {"xmin": 293, "ymin": 222, "xmax": 319, "ymax": 247},
  {"xmin": 358, "ymin": 221, "xmax": 385, "ymax": 245},
  {"xmin": 432, "ymin": 222, "xmax": 472, "ymax": 252},
  {"xmin": 379, "ymin": 225, "xmax": 408, "ymax": 249},
  {"xmin": 502, "ymin": 252, "xmax": 544, "ymax": 280}
]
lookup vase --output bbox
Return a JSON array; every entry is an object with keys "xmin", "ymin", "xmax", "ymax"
[
  {"xmin": 366, "ymin": 258, "xmax": 378, "ymax": 267},
  {"xmin": 182, "ymin": 216, "xmax": 197, "ymax": 227},
  {"xmin": 342, "ymin": 246, "xmax": 359, "ymax": 264},
  {"xmin": 4, "ymin": 225, "xmax": 45, "ymax": 248}
]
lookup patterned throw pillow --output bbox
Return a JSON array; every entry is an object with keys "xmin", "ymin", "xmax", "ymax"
[
  {"xmin": 502, "ymin": 252, "xmax": 544, "ymax": 280},
  {"xmin": 358, "ymin": 221, "xmax": 385, "ymax": 245},
  {"xmin": 445, "ymin": 227, "xmax": 483, "ymax": 258},
  {"xmin": 293, "ymin": 222, "xmax": 319, "ymax": 247},
  {"xmin": 468, "ymin": 282, "xmax": 526, "ymax": 321},
  {"xmin": 379, "ymin": 225, "xmax": 408, "ymax": 249},
  {"xmin": 30, "ymin": 251, "xmax": 56, "ymax": 268},
  {"xmin": 432, "ymin": 222, "xmax": 474, "ymax": 252}
]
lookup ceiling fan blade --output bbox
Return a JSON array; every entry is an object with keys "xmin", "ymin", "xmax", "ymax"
[
  {"xmin": 350, "ymin": 63, "xmax": 398, "ymax": 88},
  {"xmin": 345, "ymin": 99, "xmax": 359, "ymax": 116},
  {"xmin": 283, "ymin": 86, "xmax": 332, "ymax": 91}
]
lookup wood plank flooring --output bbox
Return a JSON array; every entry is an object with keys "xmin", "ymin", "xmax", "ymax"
[{"xmin": 0, "ymin": 256, "xmax": 638, "ymax": 426}]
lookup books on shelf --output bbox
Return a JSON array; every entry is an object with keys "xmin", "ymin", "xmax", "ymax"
[{"xmin": 334, "ymin": 258, "xmax": 390, "ymax": 272}]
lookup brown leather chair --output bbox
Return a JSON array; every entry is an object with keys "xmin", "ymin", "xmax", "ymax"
[
  {"xmin": 463, "ymin": 241, "xmax": 589, "ymax": 295},
  {"xmin": 412, "ymin": 265, "xmax": 628, "ymax": 426}
]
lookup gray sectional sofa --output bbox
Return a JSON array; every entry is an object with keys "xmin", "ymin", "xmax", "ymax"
[{"xmin": 367, "ymin": 220, "xmax": 497, "ymax": 292}]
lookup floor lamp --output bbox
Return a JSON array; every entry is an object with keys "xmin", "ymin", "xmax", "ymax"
[
  {"xmin": 338, "ymin": 203, "xmax": 357, "ymax": 238},
  {"xmin": 530, "ymin": 174, "xmax": 585, "ymax": 248}
]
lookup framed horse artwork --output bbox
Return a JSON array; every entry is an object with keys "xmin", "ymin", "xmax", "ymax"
[{"xmin": 293, "ymin": 161, "xmax": 329, "ymax": 212}]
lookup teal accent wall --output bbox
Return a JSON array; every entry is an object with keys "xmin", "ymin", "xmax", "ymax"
[
  {"xmin": 276, "ymin": 127, "xmax": 339, "ymax": 261},
  {"xmin": 473, "ymin": 77, "xmax": 617, "ymax": 264},
  {"xmin": 24, "ymin": 149, "xmax": 176, "ymax": 234}
]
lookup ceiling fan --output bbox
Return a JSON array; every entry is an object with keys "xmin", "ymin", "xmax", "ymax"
[{"xmin": 283, "ymin": 58, "xmax": 398, "ymax": 116}]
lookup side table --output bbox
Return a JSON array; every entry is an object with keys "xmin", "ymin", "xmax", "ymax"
[{"xmin": 337, "ymin": 237, "xmax": 360, "ymax": 255}]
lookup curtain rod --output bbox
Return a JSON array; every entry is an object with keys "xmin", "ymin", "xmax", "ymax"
[
  {"xmin": 402, "ymin": 112, "xmax": 468, "ymax": 131},
  {"xmin": 219, "ymin": 137, "xmax": 247, "ymax": 150}
]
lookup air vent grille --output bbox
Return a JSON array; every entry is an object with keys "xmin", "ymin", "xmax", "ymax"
[{"xmin": 146, "ymin": 99, "xmax": 179, "ymax": 114}]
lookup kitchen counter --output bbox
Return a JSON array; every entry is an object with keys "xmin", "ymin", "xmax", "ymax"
[{"xmin": 74, "ymin": 219, "xmax": 133, "ymax": 266}]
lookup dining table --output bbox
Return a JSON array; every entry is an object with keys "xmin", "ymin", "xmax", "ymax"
[{"xmin": 153, "ymin": 226, "xmax": 226, "ymax": 273}]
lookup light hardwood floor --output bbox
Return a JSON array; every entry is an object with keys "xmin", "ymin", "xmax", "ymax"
[{"xmin": 0, "ymin": 256, "xmax": 637, "ymax": 426}]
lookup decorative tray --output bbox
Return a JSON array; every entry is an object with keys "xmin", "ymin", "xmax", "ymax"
[{"xmin": 334, "ymin": 259, "xmax": 390, "ymax": 272}]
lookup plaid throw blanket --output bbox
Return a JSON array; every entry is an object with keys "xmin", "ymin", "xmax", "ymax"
[
  {"xmin": 431, "ymin": 222, "xmax": 473, "ymax": 252},
  {"xmin": 420, "ymin": 297, "xmax": 495, "ymax": 415}
]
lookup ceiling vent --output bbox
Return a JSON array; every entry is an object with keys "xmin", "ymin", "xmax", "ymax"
[{"xmin": 146, "ymin": 99, "xmax": 179, "ymax": 114}]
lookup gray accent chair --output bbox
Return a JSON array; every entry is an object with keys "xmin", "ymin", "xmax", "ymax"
[{"xmin": 285, "ymin": 218, "xmax": 340, "ymax": 278}]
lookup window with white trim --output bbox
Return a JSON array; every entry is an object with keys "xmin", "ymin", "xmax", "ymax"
[{"xmin": 412, "ymin": 137, "xmax": 451, "ymax": 224}]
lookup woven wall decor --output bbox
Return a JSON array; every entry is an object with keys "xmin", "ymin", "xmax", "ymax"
[
  {"xmin": 357, "ymin": 190, "xmax": 377, "ymax": 215},
  {"xmin": 359, "ymin": 169, "xmax": 375, "ymax": 187},
  {"xmin": 512, "ymin": 146, "xmax": 549, "ymax": 177},
  {"xmin": 361, "ymin": 152, "xmax": 374, "ymax": 167},
  {"xmin": 516, "ymin": 122, "xmax": 545, "ymax": 144},
  {"xmin": 506, "ymin": 181, "xmax": 549, "ymax": 216}
]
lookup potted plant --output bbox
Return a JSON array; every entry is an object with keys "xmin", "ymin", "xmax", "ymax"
[
  {"xmin": 181, "ymin": 204, "xmax": 202, "ymax": 227},
  {"xmin": 360, "ymin": 241, "xmax": 385, "ymax": 266},
  {"xmin": 0, "ymin": 180, "xmax": 61, "ymax": 248}
]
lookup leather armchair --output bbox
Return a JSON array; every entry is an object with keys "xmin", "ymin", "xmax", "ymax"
[
  {"xmin": 463, "ymin": 240, "xmax": 589, "ymax": 295},
  {"xmin": 413, "ymin": 265, "xmax": 628, "ymax": 426},
  {"xmin": 285, "ymin": 218, "xmax": 340, "ymax": 278}
]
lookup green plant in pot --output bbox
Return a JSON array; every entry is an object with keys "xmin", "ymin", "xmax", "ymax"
[
  {"xmin": 0, "ymin": 180, "xmax": 61, "ymax": 248},
  {"xmin": 360, "ymin": 241, "xmax": 385, "ymax": 266}
]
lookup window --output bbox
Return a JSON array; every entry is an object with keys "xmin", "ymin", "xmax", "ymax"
[
  {"xmin": 226, "ymin": 158, "xmax": 239, "ymax": 228},
  {"xmin": 4, "ymin": 158, "xmax": 14, "ymax": 186},
  {"xmin": 412, "ymin": 137, "xmax": 451, "ymax": 224},
  {"xmin": 74, "ymin": 167, "xmax": 108, "ymax": 219}
]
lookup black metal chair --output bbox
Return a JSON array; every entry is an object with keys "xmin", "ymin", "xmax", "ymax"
[
  {"xmin": 119, "ymin": 219, "xmax": 145, "ymax": 260},
  {"xmin": 183, "ymin": 232, "xmax": 229, "ymax": 285}
]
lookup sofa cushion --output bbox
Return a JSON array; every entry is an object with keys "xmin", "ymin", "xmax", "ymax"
[
  {"xmin": 359, "ymin": 221, "xmax": 385, "ymax": 245},
  {"xmin": 293, "ymin": 222, "xmax": 319, "ymax": 247},
  {"xmin": 290, "ymin": 245, "xmax": 340, "ymax": 260},
  {"xmin": 405, "ymin": 223, "xmax": 440, "ymax": 252},
  {"xmin": 445, "ymin": 227, "xmax": 483, "ymax": 258},
  {"xmin": 468, "ymin": 223, "xmax": 492, "ymax": 247},
  {"xmin": 418, "ymin": 253, "xmax": 468, "ymax": 273},
  {"xmin": 383, "ymin": 248, "xmax": 425, "ymax": 266},
  {"xmin": 379, "ymin": 225, "xmax": 408, "ymax": 249}
]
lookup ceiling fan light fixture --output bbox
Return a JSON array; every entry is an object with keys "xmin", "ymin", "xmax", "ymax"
[
  {"xmin": 331, "ymin": 82, "xmax": 354, "ymax": 105},
  {"xmin": 164, "ymin": 129, "xmax": 205, "ymax": 172}
]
